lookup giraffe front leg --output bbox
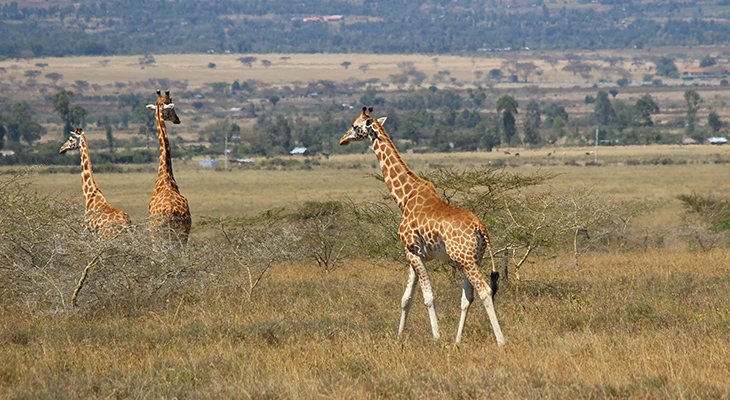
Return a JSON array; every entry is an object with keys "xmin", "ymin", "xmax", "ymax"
[
  {"xmin": 398, "ymin": 267, "xmax": 417, "ymax": 339},
  {"xmin": 406, "ymin": 252, "xmax": 440, "ymax": 341},
  {"xmin": 455, "ymin": 275, "xmax": 474, "ymax": 344}
]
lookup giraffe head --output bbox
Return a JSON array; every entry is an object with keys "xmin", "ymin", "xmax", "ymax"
[
  {"xmin": 146, "ymin": 90, "xmax": 181, "ymax": 124},
  {"xmin": 59, "ymin": 128, "xmax": 84, "ymax": 154},
  {"xmin": 340, "ymin": 106, "xmax": 387, "ymax": 146}
]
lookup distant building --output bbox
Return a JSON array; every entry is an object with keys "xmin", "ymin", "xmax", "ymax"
[
  {"xmin": 290, "ymin": 147, "xmax": 309, "ymax": 156},
  {"xmin": 682, "ymin": 67, "xmax": 729, "ymax": 78},
  {"xmin": 680, "ymin": 137, "xmax": 698, "ymax": 145},
  {"xmin": 706, "ymin": 137, "xmax": 728, "ymax": 145},
  {"xmin": 199, "ymin": 159, "xmax": 220, "ymax": 168}
]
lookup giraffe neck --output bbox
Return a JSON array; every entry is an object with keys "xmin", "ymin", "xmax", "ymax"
[
  {"xmin": 78, "ymin": 134, "xmax": 107, "ymax": 212},
  {"xmin": 369, "ymin": 125, "xmax": 437, "ymax": 212},
  {"xmin": 154, "ymin": 106, "xmax": 179, "ymax": 192}
]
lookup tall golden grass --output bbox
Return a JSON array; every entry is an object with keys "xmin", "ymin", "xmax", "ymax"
[{"xmin": 2, "ymin": 250, "xmax": 729, "ymax": 398}]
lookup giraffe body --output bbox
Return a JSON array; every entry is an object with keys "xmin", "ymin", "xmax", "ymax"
[
  {"xmin": 146, "ymin": 90, "xmax": 191, "ymax": 246},
  {"xmin": 341, "ymin": 107, "xmax": 504, "ymax": 346},
  {"xmin": 60, "ymin": 129, "xmax": 132, "ymax": 240}
]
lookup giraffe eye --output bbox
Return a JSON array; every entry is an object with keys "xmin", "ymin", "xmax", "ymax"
[{"xmin": 365, "ymin": 119, "xmax": 372, "ymax": 126}]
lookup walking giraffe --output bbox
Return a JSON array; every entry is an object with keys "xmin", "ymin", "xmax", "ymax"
[
  {"xmin": 146, "ymin": 90, "xmax": 191, "ymax": 246},
  {"xmin": 340, "ymin": 107, "xmax": 505, "ymax": 346},
  {"xmin": 60, "ymin": 128, "xmax": 132, "ymax": 240}
]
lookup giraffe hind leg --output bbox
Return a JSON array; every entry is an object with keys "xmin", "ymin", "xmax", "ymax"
[
  {"xmin": 455, "ymin": 274, "xmax": 474, "ymax": 344},
  {"xmin": 398, "ymin": 267, "xmax": 417, "ymax": 339}
]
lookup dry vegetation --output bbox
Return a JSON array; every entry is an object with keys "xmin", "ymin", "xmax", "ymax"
[
  {"xmin": 2, "ymin": 48, "xmax": 730, "ymax": 397},
  {"xmin": 2, "ymin": 141, "xmax": 730, "ymax": 398}
]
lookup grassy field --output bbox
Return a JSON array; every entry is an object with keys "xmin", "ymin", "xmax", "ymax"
[
  {"xmin": 3, "ymin": 47, "xmax": 730, "ymax": 397},
  {"xmin": 2, "ymin": 250, "xmax": 729, "ymax": 398},
  {"xmin": 3, "ymin": 143, "xmax": 730, "ymax": 399},
  {"xmin": 21, "ymin": 143, "xmax": 730, "ymax": 225}
]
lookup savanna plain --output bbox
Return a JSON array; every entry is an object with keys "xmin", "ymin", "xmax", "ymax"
[
  {"xmin": 2, "ymin": 50, "xmax": 730, "ymax": 398},
  {"xmin": 3, "ymin": 145, "xmax": 730, "ymax": 399}
]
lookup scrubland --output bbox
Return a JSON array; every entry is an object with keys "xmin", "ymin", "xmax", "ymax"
[{"xmin": 2, "ymin": 143, "xmax": 730, "ymax": 398}]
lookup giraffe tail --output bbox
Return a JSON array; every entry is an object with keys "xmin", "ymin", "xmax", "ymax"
[{"xmin": 477, "ymin": 228, "xmax": 499, "ymax": 299}]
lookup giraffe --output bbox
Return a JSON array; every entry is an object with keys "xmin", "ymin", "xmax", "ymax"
[
  {"xmin": 59, "ymin": 128, "xmax": 132, "ymax": 240},
  {"xmin": 146, "ymin": 90, "xmax": 191, "ymax": 246},
  {"xmin": 340, "ymin": 107, "xmax": 505, "ymax": 346}
]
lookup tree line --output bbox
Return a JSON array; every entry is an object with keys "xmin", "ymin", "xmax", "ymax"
[{"xmin": 2, "ymin": 1, "xmax": 730, "ymax": 58}]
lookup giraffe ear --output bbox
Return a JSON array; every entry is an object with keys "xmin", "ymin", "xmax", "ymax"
[
  {"xmin": 146, "ymin": 104, "xmax": 156, "ymax": 110},
  {"xmin": 377, "ymin": 117, "xmax": 387, "ymax": 126}
]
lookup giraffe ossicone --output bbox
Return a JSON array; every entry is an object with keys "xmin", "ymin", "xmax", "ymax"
[
  {"xmin": 60, "ymin": 128, "xmax": 132, "ymax": 241},
  {"xmin": 340, "ymin": 106, "xmax": 505, "ymax": 346}
]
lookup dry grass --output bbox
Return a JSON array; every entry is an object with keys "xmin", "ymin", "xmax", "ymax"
[
  {"xmin": 18, "ymin": 144, "xmax": 730, "ymax": 226},
  {"xmin": 2, "ymin": 148, "xmax": 730, "ymax": 397},
  {"xmin": 2, "ymin": 251, "xmax": 729, "ymax": 398}
]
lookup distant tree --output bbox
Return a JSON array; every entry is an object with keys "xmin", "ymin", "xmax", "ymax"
[
  {"xmin": 655, "ymin": 57, "xmax": 678, "ymax": 77},
  {"xmin": 358, "ymin": 64, "xmax": 370, "ymax": 74},
  {"xmin": 105, "ymin": 122, "xmax": 115, "ymax": 152},
  {"xmin": 562, "ymin": 62, "xmax": 592, "ymax": 77},
  {"xmin": 24, "ymin": 70, "xmax": 41, "ymax": 79},
  {"xmin": 138, "ymin": 54, "xmax": 155, "ymax": 65},
  {"xmin": 467, "ymin": 86, "xmax": 486, "ymax": 108},
  {"xmin": 523, "ymin": 120, "xmax": 541, "ymax": 147},
  {"xmin": 497, "ymin": 95, "xmax": 518, "ymax": 145},
  {"xmin": 279, "ymin": 56, "xmax": 291, "ymax": 63},
  {"xmin": 543, "ymin": 103, "xmax": 568, "ymax": 128},
  {"xmin": 488, "ymin": 68, "xmax": 503, "ymax": 81},
  {"xmin": 609, "ymin": 89, "xmax": 619, "ymax": 98},
  {"xmin": 231, "ymin": 80, "xmax": 242, "ymax": 92},
  {"xmin": 616, "ymin": 78, "xmax": 630, "ymax": 87},
  {"xmin": 73, "ymin": 80, "xmax": 89, "ymax": 93},
  {"xmin": 208, "ymin": 62, "xmax": 216, "ymax": 68},
  {"xmin": 118, "ymin": 93, "xmax": 141, "ymax": 111},
  {"xmin": 516, "ymin": 62, "xmax": 542, "ymax": 82},
  {"xmin": 53, "ymin": 90, "xmax": 75, "ymax": 135},
  {"xmin": 340, "ymin": 61, "xmax": 351, "ymax": 70},
  {"xmin": 684, "ymin": 89, "xmax": 701, "ymax": 136},
  {"xmin": 707, "ymin": 111, "xmax": 723, "ymax": 133},
  {"xmin": 238, "ymin": 56, "xmax": 257, "ymax": 68},
  {"xmin": 593, "ymin": 91, "xmax": 615, "ymax": 126},
  {"xmin": 360, "ymin": 85, "xmax": 384, "ymax": 106},
  {"xmin": 268, "ymin": 95, "xmax": 280, "ymax": 108},
  {"xmin": 133, "ymin": 102, "xmax": 157, "ymax": 149},
  {"xmin": 525, "ymin": 100, "xmax": 541, "ymax": 128},
  {"xmin": 70, "ymin": 104, "xmax": 88, "ymax": 128},
  {"xmin": 550, "ymin": 116, "xmax": 566, "ymax": 143},
  {"xmin": 699, "ymin": 55, "xmax": 717, "ymax": 68},
  {"xmin": 45, "ymin": 72, "xmax": 63, "ymax": 84},
  {"xmin": 261, "ymin": 59, "xmax": 272, "ymax": 68},
  {"xmin": 635, "ymin": 94, "xmax": 659, "ymax": 126},
  {"xmin": 6, "ymin": 102, "xmax": 44, "ymax": 145}
]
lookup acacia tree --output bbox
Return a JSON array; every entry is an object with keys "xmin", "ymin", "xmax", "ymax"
[
  {"xmin": 237, "ymin": 56, "xmax": 257, "ymax": 68},
  {"xmin": 516, "ymin": 62, "xmax": 542, "ymax": 82}
]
